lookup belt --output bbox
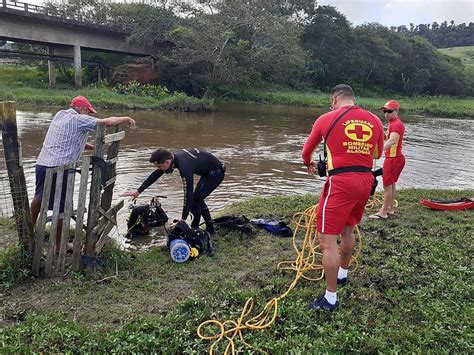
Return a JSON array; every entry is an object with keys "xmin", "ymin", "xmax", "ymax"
[{"xmin": 328, "ymin": 166, "xmax": 372, "ymax": 176}]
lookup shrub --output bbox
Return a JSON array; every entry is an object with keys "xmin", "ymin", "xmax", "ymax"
[{"xmin": 111, "ymin": 80, "xmax": 170, "ymax": 99}]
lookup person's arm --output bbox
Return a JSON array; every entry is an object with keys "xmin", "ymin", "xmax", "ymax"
[
  {"xmin": 180, "ymin": 174, "xmax": 194, "ymax": 221},
  {"xmin": 302, "ymin": 119, "xmax": 323, "ymax": 175},
  {"xmin": 383, "ymin": 132, "xmax": 400, "ymax": 151},
  {"xmin": 373, "ymin": 116, "xmax": 385, "ymax": 159},
  {"xmin": 84, "ymin": 143, "xmax": 94, "ymax": 151},
  {"xmin": 98, "ymin": 116, "xmax": 136, "ymax": 128},
  {"xmin": 122, "ymin": 169, "xmax": 163, "ymax": 199}
]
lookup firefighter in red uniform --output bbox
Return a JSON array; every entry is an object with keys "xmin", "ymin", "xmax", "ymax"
[
  {"xmin": 302, "ymin": 84, "xmax": 384, "ymax": 310},
  {"xmin": 369, "ymin": 100, "xmax": 406, "ymax": 219}
]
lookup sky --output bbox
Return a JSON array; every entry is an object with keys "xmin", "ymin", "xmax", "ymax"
[{"xmin": 318, "ymin": 0, "xmax": 474, "ymax": 27}]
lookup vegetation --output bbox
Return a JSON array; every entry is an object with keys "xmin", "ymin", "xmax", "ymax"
[
  {"xmin": 1, "ymin": 65, "xmax": 472, "ymax": 117},
  {"xmin": 220, "ymin": 88, "xmax": 474, "ymax": 118},
  {"xmin": 41, "ymin": 0, "xmax": 474, "ymax": 98},
  {"xmin": 439, "ymin": 46, "xmax": 474, "ymax": 67},
  {"xmin": 396, "ymin": 21, "xmax": 474, "ymax": 48},
  {"xmin": 0, "ymin": 65, "xmax": 213, "ymax": 112},
  {"xmin": 0, "ymin": 189, "xmax": 472, "ymax": 352}
]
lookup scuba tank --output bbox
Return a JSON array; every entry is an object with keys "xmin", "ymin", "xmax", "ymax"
[
  {"xmin": 169, "ymin": 239, "xmax": 191, "ymax": 263},
  {"xmin": 167, "ymin": 220, "xmax": 213, "ymax": 262}
]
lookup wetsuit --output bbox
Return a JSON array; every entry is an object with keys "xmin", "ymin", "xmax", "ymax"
[
  {"xmin": 383, "ymin": 117, "xmax": 405, "ymax": 186},
  {"xmin": 302, "ymin": 105, "xmax": 384, "ymax": 234},
  {"xmin": 137, "ymin": 148, "xmax": 225, "ymax": 231}
]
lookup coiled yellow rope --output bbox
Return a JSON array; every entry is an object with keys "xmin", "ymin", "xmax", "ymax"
[{"xmin": 197, "ymin": 204, "xmax": 363, "ymax": 354}]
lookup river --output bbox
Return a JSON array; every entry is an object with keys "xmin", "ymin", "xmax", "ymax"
[{"xmin": 1, "ymin": 103, "xmax": 473, "ymax": 249}]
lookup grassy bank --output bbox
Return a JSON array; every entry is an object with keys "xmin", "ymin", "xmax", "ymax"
[
  {"xmin": 221, "ymin": 89, "xmax": 474, "ymax": 118},
  {"xmin": 0, "ymin": 189, "xmax": 472, "ymax": 352},
  {"xmin": 0, "ymin": 65, "xmax": 214, "ymax": 112},
  {"xmin": 1, "ymin": 64, "xmax": 472, "ymax": 117}
]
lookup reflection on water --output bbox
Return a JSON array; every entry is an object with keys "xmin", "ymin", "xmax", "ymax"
[{"xmin": 1, "ymin": 103, "xmax": 473, "ymax": 249}]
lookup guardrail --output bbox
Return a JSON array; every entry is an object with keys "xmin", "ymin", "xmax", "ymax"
[{"xmin": 1, "ymin": 0, "xmax": 111, "ymax": 27}]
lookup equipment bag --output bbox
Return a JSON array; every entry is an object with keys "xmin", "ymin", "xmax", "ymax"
[{"xmin": 126, "ymin": 202, "xmax": 168, "ymax": 239}]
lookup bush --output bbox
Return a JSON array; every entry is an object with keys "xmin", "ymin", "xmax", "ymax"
[{"xmin": 111, "ymin": 81, "xmax": 171, "ymax": 99}]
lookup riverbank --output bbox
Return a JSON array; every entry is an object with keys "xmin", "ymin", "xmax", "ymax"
[
  {"xmin": 0, "ymin": 65, "xmax": 214, "ymax": 112},
  {"xmin": 1, "ymin": 188, "xmax": 472, "ymax": 352},
  {"xmin": 1, "ymin": 65, "xmax": 472, "ymax": 117},
  {"xmin": 221, "ymin": 89, "xmax": 474, "ymax": 118}
]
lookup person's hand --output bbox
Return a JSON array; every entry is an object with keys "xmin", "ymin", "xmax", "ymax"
[
  {"xmin": 127, "ymin": 117, "xmax": 137, "ymax": 129},
  {"xmin": 306, "ymin": 161, "xmax": 315, "ymax": 176},
  {"xmin": 122, "ymin": 190, "xmax": 140, "ymax": 200}
]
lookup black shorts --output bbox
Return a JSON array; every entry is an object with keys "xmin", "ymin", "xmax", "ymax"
[{"xmin": 34, "ymin": 165, "xmax": 68, "ymax": 212}]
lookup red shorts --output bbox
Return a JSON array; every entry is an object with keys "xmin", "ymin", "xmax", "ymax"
[
  {"xmin": 383, "ymin": 155, "xmax": 405, "ymax": 186},
  {"xmin": 317, "ymin": 173, "xmax": 373, "ymax": 235}
]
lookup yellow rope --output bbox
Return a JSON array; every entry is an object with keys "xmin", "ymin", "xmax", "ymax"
[
  {"xmin": 365, "ymin": 191, "xmax": 399, "ymax": 210},
  {"xmin": 197, "ymin": 204, "xmax": 363, "ymax": 354}
]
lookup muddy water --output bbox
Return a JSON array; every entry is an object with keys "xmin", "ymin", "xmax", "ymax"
[{"xmin": 1, "ymin": 103, "xmax": 473, "ymax": 249}]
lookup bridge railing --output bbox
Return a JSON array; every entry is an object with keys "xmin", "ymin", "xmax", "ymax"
[{"xmin": 1, "ymin": 0, "xmax": 102, "ymax": 25}]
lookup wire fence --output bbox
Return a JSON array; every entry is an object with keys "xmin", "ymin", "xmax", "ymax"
[{"xmin": 0, "ymin": 133, "xmax": 20, "ymax": 249}]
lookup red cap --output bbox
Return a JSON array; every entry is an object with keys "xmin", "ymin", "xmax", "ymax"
[
  {"xmin": 381, "ymin": 100, "xmax": 400, "ymax": 110},
  {"xmin": 70, "ymin": 96, "xmax": 97, "ymax": 114}
]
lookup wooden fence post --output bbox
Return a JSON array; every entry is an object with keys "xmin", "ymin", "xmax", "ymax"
[
  {"xmin": 85, "ymin": 123, "xmax": 105, "ymax": 256},
  {"xmin": 0, "ymin": 101, "xmax": 34, "ymax": 252}
]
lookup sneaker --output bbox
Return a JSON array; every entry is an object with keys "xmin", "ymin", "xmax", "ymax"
[
  {"xmin": 337, "ymin": 277, "xmax": 348, "ymax": 285},
  {"xmin": 309, "ymin": 295, "xmax": 339, "ymax": 311}
]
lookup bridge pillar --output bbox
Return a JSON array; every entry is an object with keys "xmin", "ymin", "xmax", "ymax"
[
  {"xmin": 74, "ymin": 44, "xmax": 82, "ymax": 88},
  {"xmin": 47, "ymin": 46, "xmax": 56, "ymax": 88}
]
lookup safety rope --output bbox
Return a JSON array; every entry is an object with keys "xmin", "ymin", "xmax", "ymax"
[
  {"xmin": 365, "ymin": 191, "xmax": 399, "ymax": 210},
  {"xmin": 197, "ymin": 204, "xmax": 363, "ymax": 354}
]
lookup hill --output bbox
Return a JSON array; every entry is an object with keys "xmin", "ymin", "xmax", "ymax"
[{"xmin": 439, "ymin": 46, "xmax": 474, "ymax": 67}]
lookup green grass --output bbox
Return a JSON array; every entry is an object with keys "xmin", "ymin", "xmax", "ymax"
[
  {"xmin": 0, "ymin": 189, "xmax": 472, "ymax": 352},
  {"xmin": 0, "ymin": 64, "xmax": 214, "ymax": 112},
  {"xmin": 221, "ymin": 89, "xmax": 474, "ymax": 118},
  {"xmin": 439, "ymin": 46, "xmax": 474, "ymax": 67}
]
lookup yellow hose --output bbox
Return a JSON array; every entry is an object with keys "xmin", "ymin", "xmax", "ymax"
[{"xmin": 197, "ymin": 204, "xmax": 363, "ymax": 354}]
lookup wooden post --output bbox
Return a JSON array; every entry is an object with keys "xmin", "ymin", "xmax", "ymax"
[
  {"xmin": 0, "ymin": 101, "xmax": 34, "ymax": 252},
  {"xmin": 85, "ymin": 123, "xmax": 105, "ymax": 256},
  {"xmin": 44, "ymin": 167, "xmax": 65, "ymax": 276},
  {"xmin": 72, "ymin": 156, "xmax": 90, "ymax": 271},
  {"xmin": 32, "ymin": 169, "xmax": 53, "ymax": 276},
  {"xmin": 100, "ymin": 127, "xmax": 123, "ymax": 211},
  {"xmin": 57, "ymin": 163, "xmax": 76, "ymax": 273}
]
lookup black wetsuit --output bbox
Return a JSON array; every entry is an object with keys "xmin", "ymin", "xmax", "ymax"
[{"xmin": 137, "ymin": 148, "xmax": 226, "ymax": 231}]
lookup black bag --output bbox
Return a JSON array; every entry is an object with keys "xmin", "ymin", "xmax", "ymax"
[{"xmin": 126, "ymin": 202, "xmax": 168, "ymax": 239}]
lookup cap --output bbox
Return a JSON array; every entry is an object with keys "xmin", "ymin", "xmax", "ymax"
[
  {"xmin": 381, "ymin": 100, "xmax": 400, "ymax": 110},
  {"xmin": 70, "ymin": 96, "xmax": 97, "ymax": 114}
]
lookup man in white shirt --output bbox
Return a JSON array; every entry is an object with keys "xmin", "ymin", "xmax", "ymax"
[{"xmin": 31, "ymin": 96, "xmax": 136, "ymax": 251}]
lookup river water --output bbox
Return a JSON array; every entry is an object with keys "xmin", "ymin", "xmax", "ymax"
[{"xmin": 1, "ymin": 103, "xmax": 473, "ymax": 249}]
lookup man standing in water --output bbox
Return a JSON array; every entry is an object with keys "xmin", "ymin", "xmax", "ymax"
[
  {"xmin": 122, "ymin": 148, "xmax": 225, "ymax": 234},
  {"xmin": 302, "ymin": 84, "xmax": 384, "ymax": 310},
  {"xmin": 31, "ymin": 96, "xmax": 137, "ymax": 250},
  {"xmin": 369, "ymin": 100, "xmax": 406, "ymax": 219}
]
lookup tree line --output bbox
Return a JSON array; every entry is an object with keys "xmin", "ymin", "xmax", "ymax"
[
  {"xmin": 390, "ymin": 21, "xmax": 474, "ymax": 48},
  {"xmin": 44, "ymin": 0, "xmax": 473, "ymax": 97}
]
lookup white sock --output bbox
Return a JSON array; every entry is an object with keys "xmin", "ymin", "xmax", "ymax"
[
  {"xmin": 338, "ymin": 267, "xmax": 348, "ymax": 279},
  {"xmin": 324, "ymin": 290, "xmax": 337, "ymax": 305}
]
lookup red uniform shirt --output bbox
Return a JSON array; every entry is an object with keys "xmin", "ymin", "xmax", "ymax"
[
  {"xmin": 302, "ymin": 105, "xmax": 384, "ymax": 170},
  {"xmin": 384, "ymin": 117, "xmax": 405, "ymax": 158}
]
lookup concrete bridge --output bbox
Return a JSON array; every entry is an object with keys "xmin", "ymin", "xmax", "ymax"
[{"xmin": 0, "ymin": 0, "xmax": 153, "ymax": 87}]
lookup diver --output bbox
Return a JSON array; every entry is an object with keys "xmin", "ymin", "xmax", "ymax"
[{"xmin": 122, "ymin": 148, "xmax": 226, "ymax": 234}]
